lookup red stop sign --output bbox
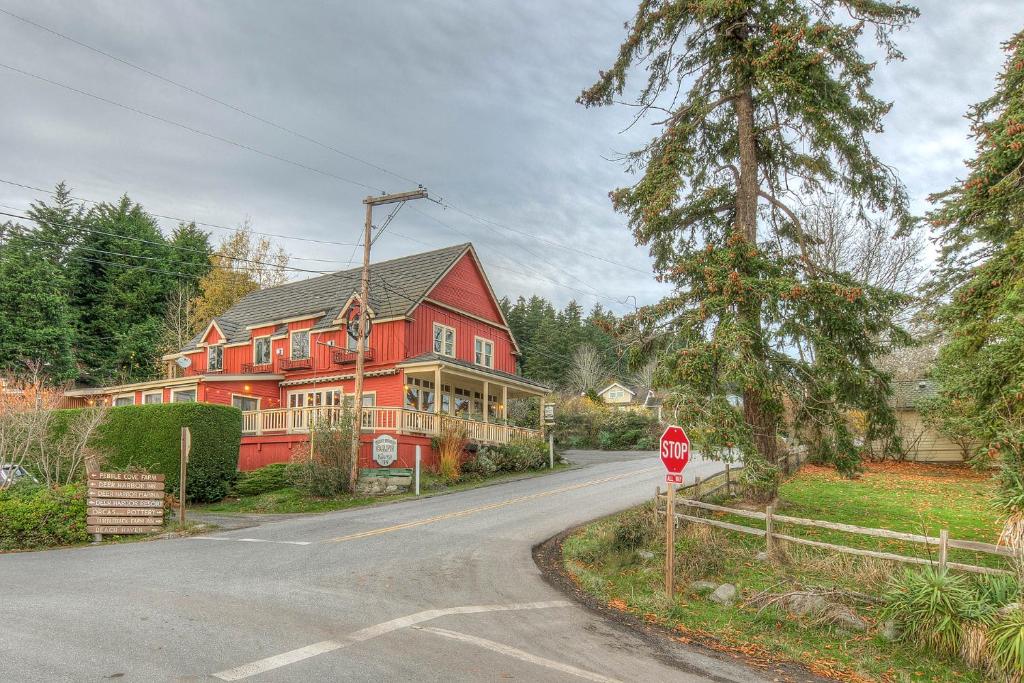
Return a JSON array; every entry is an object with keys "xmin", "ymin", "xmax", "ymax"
[{"xmin": 660, "ymin": 425, "xmax": 690, "ymax": 474}]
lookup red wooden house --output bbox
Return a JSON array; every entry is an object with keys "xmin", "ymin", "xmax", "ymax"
[{"xmin": 64, "ymin": 244, "xmax": 549, "ymax": 471}]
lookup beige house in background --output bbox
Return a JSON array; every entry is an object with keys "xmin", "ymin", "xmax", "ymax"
[
  {"xmin": 891, "ymin": 379, "xmax": 974, "ymax": 462},
  {"xmin": 596, "ymin": 382, "xmax": 664, "ymax": 422}
]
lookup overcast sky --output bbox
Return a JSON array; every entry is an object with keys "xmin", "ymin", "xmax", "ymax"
[{"xmin": 0, "ymin": 1, "xmax": 1014, "ymax": 314}]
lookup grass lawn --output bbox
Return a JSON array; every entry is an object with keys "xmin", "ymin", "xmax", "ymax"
[
  {"xmin": 196, "ymin": 463, "xmax": 573, "ymax": 515},
  {"xmin": 563, "ymin": 462, "xmax": 1007, "ymax": 682}
]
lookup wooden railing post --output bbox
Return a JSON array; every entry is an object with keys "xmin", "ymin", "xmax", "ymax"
[
  {"xmin": 725, "ymin": 463, "xmax": 731, "ymax": 494},
  {"xmin": 939, "ymin": 528, "xmax": 949, "ymax": 572},
  {"xmin": 765, "ymin": 504, "xmax": 775, "ymax": 555},
  {"xmin": 694, "ymin": 476, "xmax": 702, "ymax": 501}
]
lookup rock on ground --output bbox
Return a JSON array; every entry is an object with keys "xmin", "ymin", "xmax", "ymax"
[
  {"xmin": 710, "ymin": 583, "xmax": 738, "ymax": 605},
  {"xmin": 690, "ymin": 580, "xmax": 718, "ymax": 594}
]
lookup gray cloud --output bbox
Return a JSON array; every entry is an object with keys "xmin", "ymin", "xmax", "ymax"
[{"xmin": 0, "ymin": 1, "xmax": 1013, "ymax": 313}]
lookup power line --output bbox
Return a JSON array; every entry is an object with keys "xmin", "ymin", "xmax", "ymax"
[
  {"xmin": 0, "ymin": 10, "xmax": 651, "ymax": 277},
  {"xmin": 0, "ymin": 177, "xmax": 361, "ymax": 251},
  {"xmin": 0, "ymin": 61, "xmax": 383, "ymax": 194}
]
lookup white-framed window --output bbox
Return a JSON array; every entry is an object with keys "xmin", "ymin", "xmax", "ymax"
[
  {"xmin": 113, "ymin": 393, "xmax": 135, "ymax": 407},
  {"xmin": 474, "ymin": 337, "xmax": 494, "ymax": 368},
  {"xmin": 231, "ymin": 395, "xmax": 259, "ymax": 412},
  {"xmin": 143, "ymin": 391, "xmax": 163, "ymax": 405},
  {"xmin": 171, "ymin": 388, "xmax": 197, "ymax": 403},
  {"xmin": 347, "ymin": 326, "xmax": 370, "ymax": 352},
  {"xmin": 607, "ymin": 388, "xmax": 624, "ymax": 400},
  {"xmin": 404, "ymin": 378, "xmax": 435, "ymax": 412},
  {"xmin": 433, "ymin": 323, "xmax": 456, "ymax": 357},
  {"xmin": 253, "ymin": 336, "xmax": 272, "ymax": 366},
  {"xmin": 290, "ymin": 330, "xmax": 310, "ymax": 360},
  {"xmin": 207, "ymin": 344, "xmax": 224, "ymax": 371}
]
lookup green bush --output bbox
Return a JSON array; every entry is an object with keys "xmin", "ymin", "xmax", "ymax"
[
  {"xmin": 286, "ymin": 459, "xmax": 348, "ymax": 497},
  {"xmin": 882, "ymin": 566, "xmax": 989, "ymax": 655},
  {"xmin": 986, "ymin": 607, "xmax": 1024, "ymax": 678},
  {"xmin": 0, "ymin": 483, "xmax": 89, "ymax": 550},
  {"xmin": 231, "ymin": 464, "xmax": 290, "ymax": 497},
  {"xmin": 554, "ymin": 397, "xmax": 660, "ymax": 450},
  {"xmin": 461, "ymin": 452, "xmax": 498, "ymax": 479},
  {"xmin": 482, "ymin": 437, "xmax": 554, "ymax": 473},
  {"xmin": 54, "ymin": 403, "xmax": 242, "ymax": 503},
  {"xmin": 611, "ymin": 503, "xmax": 657, "ymax": 551}
]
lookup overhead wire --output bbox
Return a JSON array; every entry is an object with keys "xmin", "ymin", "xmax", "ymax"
[{"xmin": 0, "ymin": 9, "xmax": 652, "ymax": 278}]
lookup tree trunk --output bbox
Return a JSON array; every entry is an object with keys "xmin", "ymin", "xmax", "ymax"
[{"xmin": 735, "ymin": 83, "xmax": 781, "ymax": 481}]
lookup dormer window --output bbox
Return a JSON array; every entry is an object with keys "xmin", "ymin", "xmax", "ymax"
[
  {"xmin": 433, "ymin": 323, "xmax": 455, "ymax": 357},
  {"xmin": 208, "ymin": 345, "xmax": 224, "ymax": 372}
]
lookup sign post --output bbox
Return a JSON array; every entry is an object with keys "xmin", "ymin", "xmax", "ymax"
[
  {"xmin": 660, "ymin": 425, "xmax": 690, "ymax": 601},
  {"xmin": 179, "ymin": 426, "xmax": 191, "ymax": 525}
]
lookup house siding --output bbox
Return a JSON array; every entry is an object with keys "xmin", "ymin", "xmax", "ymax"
[
  {"xmin": 429, "ymin": 253, "xmax": 504, "ymax": 324},
  {"xmin": 406, "ymin": 302, "xmax": 515, "ymax": 373}
]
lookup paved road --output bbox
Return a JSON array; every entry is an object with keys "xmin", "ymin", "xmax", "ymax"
[{"xmin": 1, "ymin": 451, "xmax": 769, "ymax": 682}]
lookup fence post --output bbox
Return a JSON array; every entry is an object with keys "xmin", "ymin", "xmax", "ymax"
[
  {"xmin": 938, "ymin": 528, "xmax": 949, "ymax": 572},
  {"xmin": 694, "ymin": 476, "xmax": 702, "ymax": 501},
  {"xmin": 665, "ymin": 483, "xmax": 675, "ymax": 601},
  {"xmin": 765, "ymin": 504, "xmax": 775, "ymax": 555}
]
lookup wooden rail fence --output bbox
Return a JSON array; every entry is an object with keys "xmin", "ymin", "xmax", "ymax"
[{"xmin": 656, "ymin": 465, "xmax": 1015, "ymax": 577}]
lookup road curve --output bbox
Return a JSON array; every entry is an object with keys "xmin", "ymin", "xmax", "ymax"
[{"xmin": 0, "ymin": 451, "xmax": 770, "ymax": 682}]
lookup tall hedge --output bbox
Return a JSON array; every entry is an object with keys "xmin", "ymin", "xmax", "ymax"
[{"xmin": 55, "ymin": 403, "xmax": 242, "ymax": 502}]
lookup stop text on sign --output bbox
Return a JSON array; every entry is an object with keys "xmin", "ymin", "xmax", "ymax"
[{"xmin": 661, "ymin": 441, "xmax": 688, "ymax": 459}]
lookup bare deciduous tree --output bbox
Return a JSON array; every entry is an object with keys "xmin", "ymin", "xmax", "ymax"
[
  {"xmin": 631, "ymin": 359, "xmax": 658, "ymax": 392},
  {"xmin": 566, "ymin": 344, "xmax": 606, "ymax": 394},
  {"xmin": 799, "ymin": 191, "xmax": 927, "ymax": 296}
]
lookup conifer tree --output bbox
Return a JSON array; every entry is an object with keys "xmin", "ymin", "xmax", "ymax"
[
  {"xmin": 926, "ymin": 30, "xmax": 1024, "ymax": 520},
  {"xmin": 581, "ymin": 0, "xmax": 918, "ymax": 493}
]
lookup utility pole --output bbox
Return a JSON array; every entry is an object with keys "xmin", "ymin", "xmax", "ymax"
[{"xmin": 349, "ymin": 188, "xmax": 428, "ymax": 491}]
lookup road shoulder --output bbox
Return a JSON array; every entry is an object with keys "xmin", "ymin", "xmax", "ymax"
[{"xmin": 533, "ymin": 523, "xmax": 832, "ymax": 683}]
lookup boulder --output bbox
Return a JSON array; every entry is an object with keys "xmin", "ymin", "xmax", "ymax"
[
  {"xmin": 827, "ymin": 604, "xmax": 868, "ymax": 632},
  {"xmin": 638, "ymin": 550, "xmax": 655, "ymax": 561},
  {"xmin": 786, "ymin": 593, "xmax": 828, "ymax": 617},
  {"xmin": 690, "ymin": 580, "xmax": 718, "ymax": 594},
  {"xmin": 878, "ymin": 618, "xmax": 899, "ymax": 642},
  {"xmin": 710, "ymin": 583, "xmax": 738, "ymax": 605}
]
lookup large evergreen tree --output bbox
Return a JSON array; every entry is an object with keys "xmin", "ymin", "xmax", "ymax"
[
  {"xmin": 0, "ymin": 222, "xmax": 77, "ymax": 380},
  {"xmin": 926, "ymin": 30, "xmax": 1024, "ymax": 525},
  {"xmin": 68, "ymin": 195, "xmax": 180, "ymax": 384},
  {"xmin": 580, "ymin": 0, "xmax": 917, "ymax": 492}
]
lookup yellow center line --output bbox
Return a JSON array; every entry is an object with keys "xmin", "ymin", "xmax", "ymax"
[{"xmin": 322, "ymin": 466, "xmax": 661, "ymax": 543}]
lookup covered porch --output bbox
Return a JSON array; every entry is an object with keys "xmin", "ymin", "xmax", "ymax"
[{"xmin": 241, "ymin": 357, "xmax": 549, "ymax": 446}]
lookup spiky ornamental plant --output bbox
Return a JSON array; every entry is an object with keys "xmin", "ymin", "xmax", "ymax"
[
  {"xmin": 580, "ymin": 1, "xmax": 917, "ymax": 495},
  {"xmin": 926, "ymin": 30, "xmax": 1024, "ymax": 546}
]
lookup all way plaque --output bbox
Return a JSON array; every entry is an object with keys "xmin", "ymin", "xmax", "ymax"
[{"xmin": 87, "ymin": 472, "xmax": 166, "ymax": 539}]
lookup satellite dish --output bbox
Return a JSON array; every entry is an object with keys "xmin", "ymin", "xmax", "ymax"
[{"xmin": 175, "ymin": 357, "xmax": 192, "ymax": 369}]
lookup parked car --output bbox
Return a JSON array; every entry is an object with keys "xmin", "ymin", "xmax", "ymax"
[{"xmin": 0, "ymin": 464, "xmax": 38, "ymax": 487}]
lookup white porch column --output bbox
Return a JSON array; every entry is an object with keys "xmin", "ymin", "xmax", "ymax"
[
  {"xmin": 501, "ymin": 385, "xmax": 508, "ymax": 420},
  {"xmin": 482, "ymin": 380, "xmax": 489, "ymax": 424},
  {"xmin": 433, "ymin": 366, "xmax": 441, "ymax": 415}
]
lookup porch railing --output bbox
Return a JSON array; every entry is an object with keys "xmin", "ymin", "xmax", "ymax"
[{"xmin": 240, "ymin": 407, "xmax": 541, "ymax": 445}]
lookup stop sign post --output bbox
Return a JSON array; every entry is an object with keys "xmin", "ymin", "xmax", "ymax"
[{"xmin": 660, "ymin": 425, "xmax": 690, "ymax": 600}]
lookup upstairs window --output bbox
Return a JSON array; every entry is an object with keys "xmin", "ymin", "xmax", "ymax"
[
  {"xmin": 433, "ymin": 323, "xmax": 455, "ymax": 357},
  {"xmin": 290, "ymin": 330, "xmax": 310, "ymax": 360},
  {"xmin": 347, "ymin": 326, "xmax": 370, "ymax": 352},
  {"xmin": 207, "ymin": 345, "xmax": 224, "ymax": 371},
  {"xmin": 253, "ymin": 337, "xmax": 272, "ymax": 366},
  {"xmin": 474, "ymin": 337, "xmax": 493, "ymax": 368}
]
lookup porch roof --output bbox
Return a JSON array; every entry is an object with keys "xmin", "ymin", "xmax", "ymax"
[{"xmin": 398, "ymin": 353, "xmax": 550, "ymax": 395}]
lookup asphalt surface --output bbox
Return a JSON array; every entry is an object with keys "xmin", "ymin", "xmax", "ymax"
[{"xmin": 0, "ymin": 450, "xmax": 771, "ymax": 682}]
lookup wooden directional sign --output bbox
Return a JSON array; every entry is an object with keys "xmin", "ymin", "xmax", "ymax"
[{"xmin": 87, "ymin": 472, "xmax": 165, "ymax": 538}]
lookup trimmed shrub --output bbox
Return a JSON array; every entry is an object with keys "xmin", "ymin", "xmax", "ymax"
[
  {"xmin": 54, "ymin": 403, "xmax": 242, "ymax": 503},
  {"xmin": 0, "ymin": 483, "xmax": 89, "ymax": 550},
  {"xmin": 231, "ymin": 464, "xmax": 290, "ymax": 497}
]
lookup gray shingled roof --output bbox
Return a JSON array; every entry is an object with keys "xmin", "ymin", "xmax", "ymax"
[
  {"xmin": 891, "ymin": 379, "xmax": 937, "ymax": 409},
  {"xmin": 181, "ymin": 243, "xmax": 470, "ymax": 351},
  {"xmin": 399, "ymin": 353, "xmax": 551, "ymax": 391}
]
